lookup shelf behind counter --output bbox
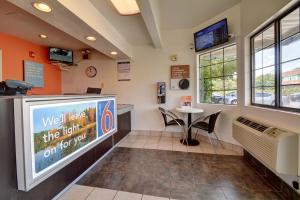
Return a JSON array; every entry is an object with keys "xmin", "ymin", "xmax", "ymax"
[{"xmin": 0, "ymin": 95, "xmax": 133, "ymax": 200}]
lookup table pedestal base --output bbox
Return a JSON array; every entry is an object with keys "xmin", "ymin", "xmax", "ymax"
[{"xmin": 180, "ymin": 139, "xmax": 200, "ymax": 146}]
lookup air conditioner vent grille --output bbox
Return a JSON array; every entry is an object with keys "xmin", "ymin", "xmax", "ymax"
[{"xmin": 236, "ymin": 117, "xmax": 269, "ymax": 133}]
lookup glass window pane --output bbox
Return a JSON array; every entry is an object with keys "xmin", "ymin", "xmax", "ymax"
[
  {"xmin": 225, "ymin": 90, "xmax": 237, "ymax": 105},
  {"xmin": 199, "ymin": 44, "xmax": 237, "ymax": 105},
  {"xmin": 281, "ymin": 33, "xmax": 300, "ymax": 63},
  {"xmin": 224, "ymin": 61, "xmax": 237, "ymax": 76},
  {"xmin": 224, "ymin": 45, "xmax": 237, "ymax": 61},
  {"xmin": 282, "ymin": 85, "xmax": 300, "ymax": 108},
  {"xmin": 263, "ymin": 66, "xmax": 275, "ymax": 86},
  {"xmin": 254, "ymin": 33, "xmax": 263, "ymax": 53},
  {"xmin": 254, "ymin": 51, "xmax": 263, "ymax": 69},
  {"xmin": 281, "ymin": 8, "xmax": 300, "ymax": 40},
  {"xmin": 263, "ymin": 25, "xmax": 275, "ymax": 48},
  {"xmin": 253, "ymin": 88, "xmax": 263, "ymax": 104},
  {"xmin": 281, "ymin": 59, "xmax": 300, "ymax": 85},
  {"xmin": 262, "ymin": 87, "xmax": 275, "ymax": 105},
  {"xmin": 211, "ymin": 49, "xmax": 223, "ymax": 64},
  {"xmin": 254, "ymin": 69, "xmax": 263, "ymax": 87},
  {"xmin": 201, "ymin": 90, "xmax": 212, "ymax": 103},
  {"xmin": 263, "ymin": 45, "xmax": 275, "ymax": 67},
  {"xmin": 212, "ymin": 91, "xmax": 224, "ymax": 104},
  {"xmin": 212, "ymin": 78, "xmax": 224, "ymax": 90},
  {"xmin": 201, "ymin": 66, "xmax": 211, "ymax": 78},
  {"xmin": 201, "ymin": 79, "xmax": 212, "ymax": 91},
  {"xmin": 225, "ymin": 75, "xmax": 237, "ymax": 90},
  {"xmin": 200, "ymin": 53, "xmax": 210, "ymax": 67},
  {"xmin": 211, "ymin": 63, "xmax": 223, "ymax": 77}
]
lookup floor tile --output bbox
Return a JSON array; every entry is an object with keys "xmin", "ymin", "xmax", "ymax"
[
  {"xmin": 114, "ymin": 191, "xmax": 142, "ymax": 200},
  {"xmin": 59, "ymin": 185, "xmax": 94, "ymax": 200},
  {"xmin": 86, "ymin": 188, "xmax": 117, "ymax": 200},
  {"xmin": 75, "ymin": 145, "xmax": 282, "ymax": 200},
  {"xmin": 142, "ymin": 195, "xmax": 169, "ymax": 200}
]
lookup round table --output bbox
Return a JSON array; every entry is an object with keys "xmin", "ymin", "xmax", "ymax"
[{"xmin": 176, "ymin": 107, "xmax": 204, "ymax": 146}]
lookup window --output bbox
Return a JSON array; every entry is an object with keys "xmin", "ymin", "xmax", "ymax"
[
  {"xmin": 198, "ymin": 44, "xmax": 237, "ymax": 105},
  {"xmin": 251, "ymin": 5, "xmax": 300, "ymax": 111}
]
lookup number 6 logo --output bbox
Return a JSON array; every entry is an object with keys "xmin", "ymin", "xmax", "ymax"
[{"xmin": 101, "ymin": 101, "xmax": 113, "ymax": 134}]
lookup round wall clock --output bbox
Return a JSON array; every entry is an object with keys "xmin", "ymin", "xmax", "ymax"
[
  {"xmin": 179, "ymin": 79, "xmax": 190, "ymax": 89},
  {"xmin": 85, "ymin": 66, "xmax": 97, "ymax": 78}
]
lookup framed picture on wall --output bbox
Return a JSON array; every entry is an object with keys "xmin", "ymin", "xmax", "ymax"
[{"xmin": 24, "ymin": 60, "xmax": 44, "ymax": 87}]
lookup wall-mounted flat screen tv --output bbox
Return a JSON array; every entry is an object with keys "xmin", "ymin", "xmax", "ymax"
[
  {"xmin": 49, "ymin": 47, "xmax": 73, "ymax": 64},
  {"xmin": 194, "ymin": 19, "xmax": 229, "ymax": 52}
]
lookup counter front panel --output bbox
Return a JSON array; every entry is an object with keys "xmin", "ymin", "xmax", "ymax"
[{"xmin": 14, "ymin": 96, "xmax": 117, "ymax": 191}]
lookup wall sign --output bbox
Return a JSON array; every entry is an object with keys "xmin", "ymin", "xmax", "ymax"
[
  {"xmin": 117, "ymin": 61, "xmax": 131, "ymax": 81},
  {"xmin": 24, "ymin": 60, "xmax": 44, "ymax": 87},
  {"xmin": 170, "ymin": 65, "xmax": 190, "ymax": 90},
  {"xmin": 14, "ymin": 97, "xmax": 116, "ymax": 191}
]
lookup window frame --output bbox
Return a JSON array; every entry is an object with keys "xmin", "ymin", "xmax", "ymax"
[
  {"xmin": 198, "ymin": 43, "xmax": 238, "ymax": 105},
  {"xmin": 250, "ymin": 3, "xmax": 300, "ymax": 113}
]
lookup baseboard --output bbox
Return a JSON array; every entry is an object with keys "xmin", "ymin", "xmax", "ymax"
[{"xmin": 244, "ymin": 150, "xmax": 300, "ymax": 200}]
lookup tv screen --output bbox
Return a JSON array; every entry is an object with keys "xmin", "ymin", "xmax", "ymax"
[
  {"xmin": 194, "ymin": 19, "xmax": 229, "ymax": 52},
  {"xmin": 49, "ymin": 47, "xmax": 73, "ymax": 64}
]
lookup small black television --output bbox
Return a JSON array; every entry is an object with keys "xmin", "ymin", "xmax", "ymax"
[
  {"xmin": 194, "ymin": 19, "xmax": 229, "ymax": 52},
  {"xmin": 49, "ymin": 47, "xmax": 73, "ymax": 64}
]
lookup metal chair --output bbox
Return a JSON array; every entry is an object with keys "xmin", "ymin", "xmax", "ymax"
[
  {"xmin": 158, "ymin": 107, "xmax": 188, "ymax": 144},
  {"xmin": 188, "ymin": 110, "xmax": 223, "ymax": 149}
]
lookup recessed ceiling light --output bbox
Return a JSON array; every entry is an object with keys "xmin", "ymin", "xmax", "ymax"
[
  {"xmin": 32, "ymin": 2, "xmax": 52, "ymax": 13},
  {"xmin": 110, "ymin": 51, "xmax": 118, "ymax": 55},
  {"xmin": 85, "ymin": 36, "xmax": 97, "ymax": 41},
  {"xmin": 38, "ymin": 34, "xmax": 48, "ymax": 39},
  {"xmin": 110, "ymin": 0, "xmax": 140, "ymax": 15}
]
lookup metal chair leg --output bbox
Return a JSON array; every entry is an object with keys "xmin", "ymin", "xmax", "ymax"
[
  {"xmin": 207, "ymin": 133, "xmax": 217, "ymax": 153},
  {"xmin": 213, "ymin": 131, "xmax": 224, "ymax": 148}
]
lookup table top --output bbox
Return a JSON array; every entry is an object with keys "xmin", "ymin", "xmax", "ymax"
[{"xmin": 176, "ymin": 107, "xmax": 204, "ymax": 114}]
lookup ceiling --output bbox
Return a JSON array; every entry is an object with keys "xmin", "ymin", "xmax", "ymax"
[
  {"xmin": 0, "ymin": 1, "xmax": 88, "ymax": 50},
  {"xmin": 2, "ymin": 0, "xmax": 242, "ymax": 60},
  {"xmin": 160, "ymin": 0, "xmax": 241, "ymax": 30},
  {"xmin": 90, "ymin": 0, "xmax": 152, "ymax": 46}
]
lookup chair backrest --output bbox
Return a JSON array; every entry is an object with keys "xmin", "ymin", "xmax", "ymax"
[
  {"xmin": 158, "ymin": 107, "xmax": 168, "ymax": 126},
  {"xmin": 208, "ymin": 111, "xmax": 222, "ymax": 133}
]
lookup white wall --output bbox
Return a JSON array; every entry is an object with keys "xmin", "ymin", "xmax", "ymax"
[
  {"xmin": 192, "ymin": 4, "xmax": 242, "ymax": 144},
  {"xmin": 62, "ymin": 29, "xmax": 195, "ymax": 132},
  {"xmin": 62, "ymin": 1, "xmax": 300, "ymax": 142},
  {"xmin": 240, "ymin": 0, "xmax": 300, "ymax": 133}
]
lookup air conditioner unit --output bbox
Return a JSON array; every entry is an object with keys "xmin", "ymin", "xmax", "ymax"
[{"xmin": 233, "ymin": 116, "xmax": 299, "ymax": 175}]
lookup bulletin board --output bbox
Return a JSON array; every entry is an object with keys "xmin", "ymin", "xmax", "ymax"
[{"xmin": 24, "ymin": 60, "xmax": 44, "ymax": 87}]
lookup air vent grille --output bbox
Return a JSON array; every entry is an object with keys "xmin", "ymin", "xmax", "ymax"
[{"xmin": 236, "ymin": 117, "xmax": 269, "ymax": 133}]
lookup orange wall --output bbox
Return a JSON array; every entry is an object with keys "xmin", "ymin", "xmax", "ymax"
[{"xmin": 0, "ymin": 32, "xmax": 61, "ymax": 95}]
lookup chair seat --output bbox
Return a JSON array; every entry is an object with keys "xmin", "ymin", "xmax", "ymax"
[
  {"xmin": 167, "ymin": 119, "xmax": 185, "ymax": 126},
  {"xmin": 192, "ymin": 121, "xmax": 209, "ymax": 131}
]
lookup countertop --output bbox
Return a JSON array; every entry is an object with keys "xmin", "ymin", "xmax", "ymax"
[{"xmin": 117, "ymin": 104, "xmax": 134, "ymax": 115}]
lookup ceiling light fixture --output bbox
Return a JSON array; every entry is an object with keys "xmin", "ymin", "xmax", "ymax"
[
  {"xmin": 32, "ymin": 1, "xmax": 52, "ymax": 13},
  {"xmin": 110, "ymin": 51, "xmax": 118, "ymax": 55},
  {"xmin": 85, "ymin": 36, "xmax": 97, "ymax": 41},
  {"xmin": 110, "ymin": 0, "xmax": 140, "ymax": 15},
  {"xmin": 38, "ymin": 34, "xmax": 48, "ymax": 39}
]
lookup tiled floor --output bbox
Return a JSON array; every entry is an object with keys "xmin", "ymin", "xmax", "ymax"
[
  {"xmin": 73, "ymin": 147, "xmax": 282, "ymax": 200},
  {"xmin": 59, "ymin": 185, "xmax": 172, "ymax": 200},
  {"xmin": 117, "ymin": 130, "xmax": 243, "ymax": 156},
  {"xmin": 58, "ymin": 131, "xmax": 282, "ymax": 200}
]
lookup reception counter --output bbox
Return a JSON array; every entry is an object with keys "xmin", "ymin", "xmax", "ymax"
[{"xmin": 0, "ymin": 95, "xmax": 133, "ymax": 200}]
